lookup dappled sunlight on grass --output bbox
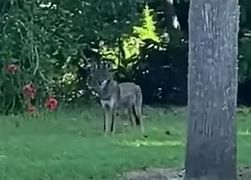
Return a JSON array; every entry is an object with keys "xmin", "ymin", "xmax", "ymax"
[
  {"xmin": 117, "ymin": 139, "xmax": 184, "ymax": 147},
  {"xmin": 238, "ymin": 130, "xmax": 251, "ymax": 136},
  {"xmin": 0, "ymin": 154, "xmax": 7, "ymax": 161}
]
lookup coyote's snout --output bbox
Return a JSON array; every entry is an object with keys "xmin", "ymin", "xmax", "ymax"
[{"xmin": 89, "ymin": 62, "xmax": 144, "ymax": 135}]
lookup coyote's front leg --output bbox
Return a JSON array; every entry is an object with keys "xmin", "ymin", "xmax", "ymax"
[
  {"xmin": 110, "ymin": 108, "xmax": 116, "ymax": 135},
  {"xmin": 103, "ymin": 107, "xmax": 110, "ymax": 136}
]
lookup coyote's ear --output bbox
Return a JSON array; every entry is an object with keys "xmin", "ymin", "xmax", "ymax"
[
  {"xmin": 93, "ymin": 63, "xmax": 98, "ymax": 70},
  {"xmin": 86, "ymin": 61, "xmax": 91, "ymax": 69},
  {"xmin": 105, "ymin": 61, "xmax": 113, "ymax": 71},
  {"xmin": 100, "ymin": 60, "xmax": 107, "ymax": 70}
]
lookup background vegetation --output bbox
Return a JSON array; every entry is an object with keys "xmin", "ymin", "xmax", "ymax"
[{"xmin": 0, "ymin": 0, "xmax": 251, "ymax": 113}]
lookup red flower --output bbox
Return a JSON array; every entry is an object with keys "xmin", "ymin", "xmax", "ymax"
[
  {"xmin": 23, "ymin": 83, "xmax": 37, "ymax": 100},
  {"xmin": 5, "ymin": 64, "xmax": 18, "ymax": 74},
  {"xmin": 45, "ymin": 97, "xmax": 58, "ymax": 111}
]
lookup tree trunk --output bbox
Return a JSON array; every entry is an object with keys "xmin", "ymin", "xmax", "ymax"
[{"xmin": 184, "ymin": 0, "xmax": 239, "ymax": 180}]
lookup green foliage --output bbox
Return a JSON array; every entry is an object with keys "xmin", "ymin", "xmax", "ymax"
[
  {"xmin": 0, "ymin": 60, "xmax": 24, "ymax": 114},
  {"xmin": 0, "ymin": 0, "xmax": 146, "ymax": 114},
  {"xmin": 133, "ymin": 4, "xmax": 161, "ymax": 42},
  {"xmin": 99, "ymin": 4, "xmax": 168, "ymax": 71},
  {"xmin": 2, "ymin": 0, "xmax": 251, "ymax": 112}
]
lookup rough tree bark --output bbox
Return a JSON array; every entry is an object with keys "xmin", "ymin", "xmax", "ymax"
[{"xmin": 184, "ymin": 0, "xmax": 239, "ymax": 180}]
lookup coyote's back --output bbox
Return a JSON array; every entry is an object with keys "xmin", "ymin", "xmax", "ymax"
[{"xmin": 118, "ymin": 82, "xmax": 143, "ymax": 126}]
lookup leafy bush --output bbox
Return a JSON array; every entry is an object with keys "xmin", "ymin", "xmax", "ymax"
[{"xmin": 0, "ymin": 0, "xmax": 164, "ymax": 114}]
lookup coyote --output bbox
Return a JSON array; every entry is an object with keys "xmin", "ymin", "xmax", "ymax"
[{"xmin": 88, "ymin": 62, "xmax": 144, "ymax": 135}]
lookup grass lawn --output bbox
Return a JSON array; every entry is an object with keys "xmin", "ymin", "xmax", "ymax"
[{"xmin": 0, "ymin": 105, "xmax": 251, "ymax": 180}]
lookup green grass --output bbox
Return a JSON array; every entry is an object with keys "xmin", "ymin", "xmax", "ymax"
[{"xmin": 0, "ymin": 105, "xmax": 251, "ymax": 180}]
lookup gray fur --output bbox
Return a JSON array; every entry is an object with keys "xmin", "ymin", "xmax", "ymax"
[{"xmin": 89, "ymin": 64, "xmax": 144, "ymax": 135}]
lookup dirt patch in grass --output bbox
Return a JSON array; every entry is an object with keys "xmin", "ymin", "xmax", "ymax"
[
  {"xmin": 239, "ymin": 166, "xmax": 251, "ymax": 180},
  {"xmin": 119, "ymin": 168, "xmax": 184, "ymax": 180},
  {"xmin": 119, "ymin": 167, "xmax": 251, "ymax": 180}
]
